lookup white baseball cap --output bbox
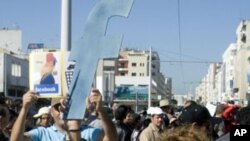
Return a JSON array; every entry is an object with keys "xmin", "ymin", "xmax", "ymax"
[
  {"xmin": 147, "ymin": 107, "xmax": 163, "ymax": 115},
  {"xmin": 33, "ymin": 107, "xmax": 50, "ymax": 118}
]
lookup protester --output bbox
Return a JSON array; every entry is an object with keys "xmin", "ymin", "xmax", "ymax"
[
  {"xmin": 215, "ymin": 104, "xmax": 250, "ymax": 141},
  {"xmin": 236, "ymin": 104, "xmax": 250, "ymax": 125},
  {"xmin": 33, "ymin": 106, "xmax": 51, "ymax": 127},
  {"xmin": 5, "ymin": 108, "xmax": 18, "ymax": 136},
  {"xmin": 111, "ymin": 102, "xmax": 120, "ymax": 121},
  {"xmin": 11, "ymin": 89, "xmax": 117, "ymax": 141},
  {"xmin": 210, "ymin": 104, "xmax": 225, "ymax": 140},
  {"xmin": 0, "ymin": 97, "xmax": 11, "ymax": 141},
  {"xmin": 114, "ymin": 105, "xmax": 134, "ymax": 141},
  {"xmin": 130, "ymin": 113, "xmax": 142, "ymax": 141},
  {"xmin": 222, "ymin": 103, "xmax": 239, "ymax": 133},
  {"xmin": 25, "ymin": 111, "xmax": 35, "ymax": 132},
  {"xmin": 159, "ymin": 99, "xmax": 177, "ymax": 128},
  {"xmin": 138, "ymin": 107, "xmax": 164, "ymax": 141}
]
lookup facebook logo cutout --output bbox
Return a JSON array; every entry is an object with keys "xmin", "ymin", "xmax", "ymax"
[
  {"xmin": 65, "ymin": 0, "xmax": 134, "ymax": 119},
  {"xmin": 230, "ymin": 125, "xmax": 250, "ymax": 141}
]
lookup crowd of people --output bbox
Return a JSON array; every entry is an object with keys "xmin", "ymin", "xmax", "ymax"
[{"xmin": 1, "ymin": 89, "xmax": 250, "ymax": 141}]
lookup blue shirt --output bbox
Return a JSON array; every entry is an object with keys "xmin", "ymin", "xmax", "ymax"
[{"xmin": 27, "ymin": 124, "xmax": 102, "ymax": 141}]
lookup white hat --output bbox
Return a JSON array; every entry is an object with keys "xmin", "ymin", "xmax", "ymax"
[
  {"xmin": 159, "ymin": 99, "xmax": 169, "ymax": 107},
  {"xmin": 147, "ymin": 107, "xmax": 155, "ymax": 115},
  {"xmin": 147, "ymin": 107, "xmax": 163, "ymax": 115},
  {"xmin": 33, "ymin": 107, "xmax": 50, "ymax": 118}
]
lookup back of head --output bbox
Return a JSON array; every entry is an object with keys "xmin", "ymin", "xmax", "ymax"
[
  {"xmin": 179, "ymin": 104, "xmax": 211, "ymax": 126},
  {"xmin": 184, "ymin": 100, "xmax": 196, "ymax": 107},
  {"xmin": 161, "ymin": 125, "xmax": 210, "ymax": 141},
  {"xmin": 215, "ymin": 104, "xmax": 225, "ymax": 115},
  {"xmin": 115, "ymin": 105, "xmax": 132, "ymax": 121},
  {"xmin": 236, "ymin": 106, "xmax": 250, "ymax": 125}
]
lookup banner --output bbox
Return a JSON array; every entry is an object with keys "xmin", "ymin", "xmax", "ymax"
[
  {"xmin": 28, "ymin": 43, "xmax": 44, "ymax": 49},
  {"xmin": 29, "ymin": 51, "xmax": 62, "ymax": 97},
  {"xmin": 114, "ymin": 85, "xmax": 148, "ymax": 100}
]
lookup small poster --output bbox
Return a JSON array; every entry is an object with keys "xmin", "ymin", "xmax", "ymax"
[{"xmin": 29, "ymin": 51, "xmax": 62, "ymax": 97}]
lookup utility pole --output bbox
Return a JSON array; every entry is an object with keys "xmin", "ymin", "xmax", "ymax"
[
  {"xmin": 148, "ymin": 47, "xmax": 152, "ymax": 108},
  {"xmin": 61, "ymin": 0, "xmax": 71, "ymax": 51},
  {"xmin": 136, "ymin": 90, "xmax": 138, "ymax": 112}
]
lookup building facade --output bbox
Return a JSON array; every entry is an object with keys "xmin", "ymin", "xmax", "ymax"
[{"xmin": 95, "ymin": 48, "xmax": 170, "ymax": 110}]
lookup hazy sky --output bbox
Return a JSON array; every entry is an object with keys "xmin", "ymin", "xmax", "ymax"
[{"xmin": 1, "ymin": 0, "xmax": 250, "ymax": 95}]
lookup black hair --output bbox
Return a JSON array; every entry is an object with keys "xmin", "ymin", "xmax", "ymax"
[
  {"xmin": 114, "ymin": 105, "xmax": 133, "ymax": 121},
  {"xmin": 236, "ymin": 106, "xmax": 250, "ymax": 125},
  {"xmin": 179, "ymin": 104, "xmax": 211, "ymax": 126}
]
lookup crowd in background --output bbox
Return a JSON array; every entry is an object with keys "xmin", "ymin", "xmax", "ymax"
[{"xmin": 1, "ymin": 91, "xmax": 250, "ymax": 141}]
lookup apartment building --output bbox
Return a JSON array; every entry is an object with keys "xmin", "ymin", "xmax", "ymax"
[
  {"xmin": 233, "ymin": 20, "xmax": 250, "ymax": 103},
  {"xmin": 95, "ymin": 48, "xmax": 170, "ymax": 110},
  {"xmin": 195, "ymin": 20, "xmax": 250, "ymax": 105}
]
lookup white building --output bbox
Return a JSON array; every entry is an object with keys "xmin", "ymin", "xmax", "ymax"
[
  {"xmin": 195, "ymin": 20, "xmax": 250, "ymax": 105},
  {"xmin": 0, "ymin": 28, "xmax": 22, "ymax": 53},
  {"xmin": 0, "ymin": 28, "xmax": 29, "ymax": 98},
  {"xmin": 95, "ymin": 48, "xmax": 169, "ymax": 109},
  {"xmin": 233, "ymin": 20, "xmax": 250, "ymax": 103},
  {"xmin": 173, "ymin": 94, "xmax": 187, "ymax": 106},
  {"xmin": 222, "ymin": 43, "xmax": 237, "ymax": 101}
]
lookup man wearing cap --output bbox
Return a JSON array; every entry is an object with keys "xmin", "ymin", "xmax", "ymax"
[
  {"xmin": 33, "ymin": 106, "xmax": 51, "ymax": 127},
  {"xmin": 138, "ymin": 107, "xmax": 164, "ymax": 141},
  {"xmin": 11, "ymin": 89, "xmax": 117, "ymax": 141},
  {"xmin": 159, "ymin": 99, "xmax": 177, "ymax": 128}
]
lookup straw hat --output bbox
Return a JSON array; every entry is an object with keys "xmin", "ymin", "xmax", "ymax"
[{"xmin": 159, "ymin": 99, "xmax": 169, "ymax": 107}]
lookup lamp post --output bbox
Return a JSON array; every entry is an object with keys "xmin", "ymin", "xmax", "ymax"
[{"xmin": 60, "ymin": 0, "xmax": 71, "ymax": 51}]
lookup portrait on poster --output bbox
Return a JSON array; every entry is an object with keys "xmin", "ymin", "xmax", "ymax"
[{"xmin": 29, "ymin": 51, "xmax": 62, "ymax": 97}]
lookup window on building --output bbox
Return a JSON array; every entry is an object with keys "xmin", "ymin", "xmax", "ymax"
[
  {"xmin": 131, "ymin": 73, "xmax": 136, "ymax": 76},
  {"xmin": 242, "ymin": 24, "xmax": 247, "ymax": 31},
  {"xmin": 103, "ymin": 66, "xmax": 115, "ymax": 71},
  {"xmin": 140, "ymin": 63, "xmax": 144, "ymax": 67},
  {"xmin": 138, "ymin": 84, "xmax": 147, "ymax": 87},
  {"xmin": 17, "ymin": 63, "xmax": 21, "ymax": 76},
  {"xmin": 230, "ymin": 60, "xmax": 234, "ymax": 65},
  {"xmin": 120, "ymin": 63, "xmax": 125, "ymax": 68},
  {"xmin": 120, "ymin": 73, "xmax": 125, "ymax": 76},
  {"xmin": 140, "ymin": 73, "xmax": 144, "ymax": 76},
  {"xmin": 152, "ymin": 72, "xmax": 156, "ymax": 76},
  {"xmin": 241, "ymin": 33, "xmax": 246, "ymax": 43},
  {"xmin": 11, "ymin": 63, "xmax": 21, "ymax": 77},
  {"xmin": 131, "ymin": 63, "xmax": 136, "ymax": 67}
]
